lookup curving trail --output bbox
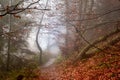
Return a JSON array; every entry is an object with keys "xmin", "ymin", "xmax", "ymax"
[{"xmin": 35, "ymin": 42, "xmax": 120, "ymax": 80}]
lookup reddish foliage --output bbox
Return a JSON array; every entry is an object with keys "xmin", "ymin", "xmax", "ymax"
[
  {"xmin": 35, "ymin": 42, "xmax": 120, "ymax": 80},
  {"xmin": 13, "ymin": 14, "xmax": 21, "ymax": 19}
]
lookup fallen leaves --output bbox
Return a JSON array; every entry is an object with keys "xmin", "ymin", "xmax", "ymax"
[{"xmin": 34, "ymin": 42, "xmax": 120, "ymax": 80}]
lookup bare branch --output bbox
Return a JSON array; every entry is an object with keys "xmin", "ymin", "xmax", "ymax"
[{"xmin": 0, "ymin": 0, "xmax": 50, "ymax": 16}]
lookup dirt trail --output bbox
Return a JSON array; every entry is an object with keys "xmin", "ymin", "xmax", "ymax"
[
  {"xmin": 43, "ymin": 58, "xmax": 56, "ymax": 67},
  {"xmin": 36, "ymin": 42, "xmax": 120, "ymax": 80},
  {"xmin": 36, "ymin": 58, "xmax": 60, "ymax": 80}
]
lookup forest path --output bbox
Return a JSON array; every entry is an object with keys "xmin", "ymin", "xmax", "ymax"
[
  {"xmin": 35, "ymin": 41, "xmax": 120, "ymax": 80},
  {"xmin": 42, "ymin": 58, "xmax": 56, "ymax": 67},
  {"xmin": 36, "ymin": 58, "xmax": 60, "ymax": 80},
  {"xmin": 35, "ymin": 63, "xmax": 60, "ymax": 80}
]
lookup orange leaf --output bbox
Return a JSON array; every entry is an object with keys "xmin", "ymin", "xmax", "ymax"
[{"xmin": 13, "ymin": 14, "xmax": 21, "ymax": 19}]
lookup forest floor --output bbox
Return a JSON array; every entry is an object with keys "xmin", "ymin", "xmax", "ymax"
[{"xmin": 33, "ymin": 42, "xmax": 120, "ymax": 80}]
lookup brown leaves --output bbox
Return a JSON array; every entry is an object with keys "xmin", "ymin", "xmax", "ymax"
[
  {"xmin": 13, "ymin": 14, "xmax": 21, "ymax": 19},
  {"xmin": 34, "ymin": 42, "xmax": 120, "ymax": 80}
]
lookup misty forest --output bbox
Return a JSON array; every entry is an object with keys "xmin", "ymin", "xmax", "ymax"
[{"xmin": 0, "ymin": 0, "xmax": 120, "ymax": 80}]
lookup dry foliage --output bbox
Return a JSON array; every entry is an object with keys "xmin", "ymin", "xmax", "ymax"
[{"xmin": 34, "ymin": 42, "xmax": 120, "ymax": 80}]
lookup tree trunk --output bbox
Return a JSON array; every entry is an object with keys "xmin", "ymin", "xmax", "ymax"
[
  {"xmin": 36, "ymin": 28, "xmax": 42, "ymax": 65},
  {"xmin": 74, "ymin": 29, "xmax": 120, "ymax": 62},
  {"xmin": 6, "ymin": 0, "xmax": 12, "ymax": 71}
]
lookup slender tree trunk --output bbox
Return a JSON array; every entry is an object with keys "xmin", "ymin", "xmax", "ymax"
[
  {"xmin": 64, "ymin": 0, "xmax": 69, "ymax": 55},
  {"xmin": 36, "ymin": 28, "xmax": 42, "ymax": 65},
  {"xmin": 6, "ymin": 0, "xmax": 12, "ymax": 71},
  {"xmin": 35, "ymin": 0, "xmax": 49, "ymax": 65},
  {"xmin": 6, "ymin": 36, "xmax": 11, "ymax": 71}
]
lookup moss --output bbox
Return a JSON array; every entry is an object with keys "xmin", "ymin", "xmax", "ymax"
[{"xmin": 97, "ymin": 62, "xmax": 111, "ymax": 69}]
